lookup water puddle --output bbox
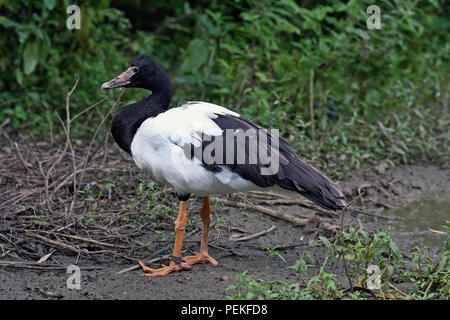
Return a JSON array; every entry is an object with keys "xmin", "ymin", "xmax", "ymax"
[{"xmin": 363, "ymin": 193, "xmax": 449, "ymax": 260}]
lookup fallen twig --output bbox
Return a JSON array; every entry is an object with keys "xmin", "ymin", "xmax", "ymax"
[
  {"xmin": 115, "ymin": 255, "xmax": 170, "ymax": 275},
  {"xmin": 208, "ymin": 243, "xmax": 244, "ymax": 257},
  {"xmin": 34, "ymin": 230, "xmax": 126, "ymax": 249},
  {"xmin": 14, "ymin": 142, "xmax": 33, "ymax": 174},
  {"xmin": 216, "ymin": 198, "xmax": 338, "ymax": 232},
  {"xmin": 0, "ymin": 260, "xmax": 101, "ymax": 271},
  {"xmin": 385, "ymin": 280, "xmax": 411, "ymax": 299},
  {"xmin": 217, "ymin": 198, "xmax": 309, "ymax": 226},
  {"xmin": 231, "ymin": 225, "xmax": 276, "ymax": 242},
  {"xmin": 248, "ymin": 197, "xmax": 336, "ymax": 215},
  {"xmin": 26, "ymin": 233, "xmax": 86, "ymax": 255}
]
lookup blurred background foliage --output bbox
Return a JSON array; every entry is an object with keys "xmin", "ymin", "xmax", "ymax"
[{"xmin": 0, "ymin": 0, "xmax": 448, "ymax": 176}]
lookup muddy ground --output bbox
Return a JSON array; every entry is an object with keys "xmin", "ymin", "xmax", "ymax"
[{"xmin": 0, "ymin": 137, "xmax": 449, "ymax": 300}]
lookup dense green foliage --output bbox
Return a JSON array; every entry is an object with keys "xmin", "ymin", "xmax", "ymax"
[{"xmin": 0, "ymin": 0, "xmax": 448, "ymax": 174}]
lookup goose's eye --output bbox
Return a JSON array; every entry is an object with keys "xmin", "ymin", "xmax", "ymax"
[{"xmin": 133, "ymin": 67, "xmax": 140, "ymax": 73}]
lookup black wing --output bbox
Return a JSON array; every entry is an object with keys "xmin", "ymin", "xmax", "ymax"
[{"xmin": 187, "ymin": 113, "xmax": 346, "ymax": 211}]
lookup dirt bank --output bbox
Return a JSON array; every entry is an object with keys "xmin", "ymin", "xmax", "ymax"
[{"xmin": 0, "ymin": 139, "xmax": 449, "ymax": 299}]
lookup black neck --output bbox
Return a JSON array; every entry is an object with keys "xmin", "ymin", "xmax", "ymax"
[{"xmin": 111, "ymin": 87, "xmax": 171, "ymax": 154}]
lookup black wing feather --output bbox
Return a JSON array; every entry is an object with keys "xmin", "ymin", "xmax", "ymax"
[{"xmin": 188, "ymin": 113, "xmax": 346, "ymax": 211}]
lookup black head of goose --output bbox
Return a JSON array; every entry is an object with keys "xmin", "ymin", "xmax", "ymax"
[
  {"xmin": 102, "ymin": 54, "xmax": 172, "ymax": 154},
  {"xmin": 101, "ymin": 54, "xmax": 347, "ymax": 277}
]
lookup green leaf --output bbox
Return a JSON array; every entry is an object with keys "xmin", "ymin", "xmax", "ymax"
[
  {"xmin": 15, "ymin": 68, "xmax": 23, "ymax": 86},
  {"xmin": 344, "ymin": 253, "xmax": 355, "ymax": 260},
  {"xmin": 44, "ymin": 0, "xmax": 56, "ymax": 10},
  {"xmin": 15, "ymin": 106, "xmax": 27, "ymax": 120},
  {"xmin": 23, "ymin": 41, "xmax": 39, "ymax": 75},
  {"xmin": 0, "ymin": 15, "xmax": 21, "ymax": 29},
  {"xmin": 319, "ymin": 235, "xmax": 335, "ymax": 263},
  {"xmin": 273, "ymin": 59, "xmax": 285, "ymax": 78},
  {"xmin": 180, "ymin": 39, "xmax": 210, "ymax": 74},
  {"xmin": 18, "ymin": 31, "xmax": 30, "ymax": 44},
  {"xmin": 199, "ymin": 14, "xmax": 219, "ymax": 36},
  {"xmin": 319, "ymin": 236, "xmax": 332, "ymax": 249},
  {"xmin": 389, "ymin": 241, "xmax": 402, "ymax": 260}
]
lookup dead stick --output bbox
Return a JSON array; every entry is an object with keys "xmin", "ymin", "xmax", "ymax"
[
  {"xmin": 26, "ymin": 233, "xmax": 86, "ymax": 254},
  {"xmin": 14, "ymin": 142, "xmax": 33, "ymax": 174},
  {"xmin": 385, "ymin": 280, "xmax": 411, "ymax": 299},
  {"xmin": 46, "ymin": 79, "xmax": 79, "ymax": 177},
  {"xmin": 53, "ymin": 166, "xmax": 101, "ymax": 193},
  {"xmin": 38, "ymin": 161, "xmax": 53, "ymax": 214},
  {"xmin": 217, "ymin": 198, "xmax": 309, "ymax": 227},
  {"xmin": 35, "ymin": 230, "xmax": 125, "ymax": 249},
  {"xmin": 208, "ymin": 243, "xmax": 244, "ymax": 257},
  {"xmin": 342, "ymin": 256, "xmax": 353, "ymax": 291},
  {"xmin": 253, "ymin": 198, "xmax": 336, "ymax": 215},
  {"xmin": 0, "ymin": 261, "xmax": 101, "ymax": 271},
  {"xmin": 65, "ymin": 79, "xmax": 79, "ymax": 194},
  {"xmin": 114, "ymin": 256, "xmax": 171, "ymax": 275},
  {"xmin": 340, "ymin": 192, "xmax": 365, "ymax": 231},
  {"xmin": 70, "ymin": 97, "xmax": 108, "ymax": 123},
  {"xmin": 78, "ymin": 89, "xmax": 124, "ymax": 185},
  {"xmin": 246, "ymin": 191, "xmax": 334, "ymax": 214},
  {"xmin": 248, "ymin": 191, "xmax": 291, "ymax": 199},
  {"xmin": 231, "ymin": 225, "xmax": 276, "ymax": 242}
]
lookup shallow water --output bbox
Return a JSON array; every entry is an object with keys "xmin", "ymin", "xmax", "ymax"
[{"xmin": 381, "ymin": 193, "xmax": 450, "ymax": 259}]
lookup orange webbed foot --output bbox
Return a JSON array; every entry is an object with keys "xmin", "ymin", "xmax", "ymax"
[
  {"xmin": 182, "ymin": 252, "xmax": 219, "ymax": 267},
  {"xmin": 138, "ymin": 260, "xmax": 191, "ymax": 277}
]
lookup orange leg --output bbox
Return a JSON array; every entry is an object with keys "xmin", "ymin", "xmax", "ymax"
[
  {"xmin": 138, "ymin": 201, "xmax": 191, "ymax": 277},
  {"xmin": 182, "ymin": 196, "xmax": 218, "ymax": 266}
]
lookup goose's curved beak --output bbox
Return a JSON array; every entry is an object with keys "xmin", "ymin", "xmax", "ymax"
[{"xmin": 101, "ymin": 66, "xmax": 139, "ymax": 90}]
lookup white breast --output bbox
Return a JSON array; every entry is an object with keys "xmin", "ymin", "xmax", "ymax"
[{"xmin": 130, "ymin": 102, "xmax": 258, "ymax": 196}]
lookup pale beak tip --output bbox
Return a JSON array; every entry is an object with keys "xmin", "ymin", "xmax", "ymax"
[{"xmin": 101, "ymin": 82, "xmax": 111, "ymax": 90}]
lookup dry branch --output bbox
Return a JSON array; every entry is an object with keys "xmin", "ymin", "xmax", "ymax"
[
  {"xmin": 0, "ymin": 261, "xmax": 101, "ymax": 271},
  {"xmin": 26, "ymin": 233, "xmax": 86, "ymax": 254},
  {"xmin": 231, "ymin": 225, "xmax": 276, "ymax": 242},
  {"xmin": 216, "ymin": 198, "xmax": 338, "ymax": 232}
]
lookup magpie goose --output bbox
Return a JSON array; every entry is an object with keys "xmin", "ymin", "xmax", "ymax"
[{"xmin": 101, "ymin": 54, "xmax": 346, "ymax": 277}]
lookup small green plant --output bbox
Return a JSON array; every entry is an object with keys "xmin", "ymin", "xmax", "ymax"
[
  {"xmin": 261, "ymin": 245, "xmax": 286, "ymax": 269},
  {"xmin": 335, "ymin": 226, "xmax": 403, "ymax": 281},
  {"xmin": 225, "ymin": 271, "xmax": 310, "ymax": 300},
  {"xmin": 123, "ymin": 179, "xmax": 162, "ymax": 213},
  {"xmin": 306, "ymin": 270, "xmax": 342, "ymax": 300},
  {"xmin": 226, "ymin": 268, "xmax": 343, "ymax": 300},
  {"xmin": 76, "ymin": 213, "xmax": 94, "ymax": 224},
  {"xmin": 406, "ymin": 221, "xmax": 449, "ymax": 300},
  {"xmin": 77, "ymin": 179, "xmax": 115, "ymax": 201},
  {"xmin": 288, "ymin": 251, "xmax": 311, "ymax": 284},
  {"xmin": 226, "ymin": 224, "xmax": 449, "ymax": 300}
]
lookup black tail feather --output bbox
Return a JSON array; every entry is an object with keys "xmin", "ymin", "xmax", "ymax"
[
  {"xmin": 275, "ymin": 138, "xmax": 347, "ymax": 211},
  {"xmin": 207, "ymin": 113, "xmax": 347, "ymax": 210},
  {"xmin": 281, "ymin": 157, "xmax": 347, "ymax": 211}
]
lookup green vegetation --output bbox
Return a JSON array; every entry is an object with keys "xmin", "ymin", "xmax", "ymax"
[
  {"xmin": 1, "ymin": 0, "xmax": 448, "ymax": 177},
  {"xmin": 226, "ymin": 222, "xmax": 450, "ymax": 300},
  {"xmin": 261, "ymin": 245, "xmax": 287, "ymax": 269}
]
